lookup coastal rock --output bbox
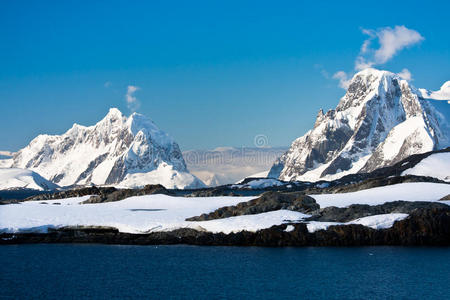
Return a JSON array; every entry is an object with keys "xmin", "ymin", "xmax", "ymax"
[
  {"xmin": 186, "ymin": 192, "xmax": 319, "ymax": 221},
  {"xmin": 2, "ymin": 207, "xmax": 449, "ymax": 246},
  {"xmin": 82, "ymin": 184, "xmax": 169, "ymax": 204},
  {"xmin": 24, "ymin": 186, "xmax": 117, "ymax": 201}
]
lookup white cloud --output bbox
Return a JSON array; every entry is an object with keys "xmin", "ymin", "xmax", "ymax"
[
  {"xmin": 332, "ymin": 71, "xmax": 351, "ymax": 89},
  {"xmin": 126, "ymin": 85, "xmax": 140, "ymax": 111},
  {"xmin": 397, "ymin": 68, "xmax": 412, "ymax": 81},
  {"xmin": 374, "ymin": 26, "xmax": 423, "ymax": 64},
  {"xmin": 333, "ymin": 25, "xmax": 423, "ymax": 89},
  {"xmin": 356, "ymin": 26, "xmax": 424, "ymax": 71}
]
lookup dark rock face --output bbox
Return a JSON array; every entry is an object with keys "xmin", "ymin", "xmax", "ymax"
[
  {"xmin": 24, "ymin": 186, "xmax": 117, "ymax": 201},
  {"xmin": 440, "ymin": 194, "xmax": 450, "ymax": 201},
  {"xmin": 22, "ymin": 184, "xmax": 169, "ymax": 204},
  {"xmin": 81, "ymin": 184, "xmax": 169, "ymax": 204},
  {"xmin": 186, "ymin": 192, "xmax": 319, "ymax": 221},
  {"xmin": 184, "ymin": 187, "xmax": 239, "ymax": 198},
  {"xmin": 2, "ymin": 208, "xmax": 449, "ymax": 246},
  {"xmin": 311, "ymin": 175, "xmax": 446, "ymax": 195}
]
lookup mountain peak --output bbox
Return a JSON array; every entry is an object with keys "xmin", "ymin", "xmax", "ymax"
[
  {"xmin": 269, "ymin": 68, "xmax": 449, "ymax": 182},
  {"xmin": 11, "ymin": 109, "xmax": 203, "ymax": 189},
  {"xmin": 354, "ymin": 68, "xmax": 393, "ymax": 77},
  {"xmin": 106, "ymin": 107, "xmax": 123, "ymax": 117}
]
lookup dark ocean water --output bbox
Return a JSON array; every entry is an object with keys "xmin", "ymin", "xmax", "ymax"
[{"xmin": 0, "ymin": 245, "xmax": 449, "ymax": 299}]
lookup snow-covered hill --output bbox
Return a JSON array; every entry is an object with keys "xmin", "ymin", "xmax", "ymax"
[
  {"xmin": 1, "ymin": 182, "xmax": 449, "ymax": 234},
  {"xmin": 0, "ymin": 168, "xmax": 59, "ymax": 191},
  {"xmin": 402, "ymin": 152, "xmax": 450, "ymax": 182},
  {"xmin": 10, "ymin": 108, "xmax": 204, "ymax": 189},
  {"xmin": 269, "ymin": 68, "xmax": 450, "ymax": 182}
]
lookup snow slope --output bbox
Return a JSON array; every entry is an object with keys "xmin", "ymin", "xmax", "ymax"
[
  {"xmin": 307, "ymin": 213, "xmax": 409, "ymax": 233},
  {"xmin": 1, "ymin": 195, "xmax": 301, "ymax": 234},
  {"xmin": 401, "ymin": 152, "xmax": 450, "ymax": 182},
  {"xmin": 0, "ymin": 168, "xmax": 59, "ymax": 191},
  {"xmin": 269, "ymin": 68, "xmax": 450, "ymax": 182},
  {"xmin": 232, "ymin": 178, "xmax": 286, "ymax": 189},
  {"xmin": 419, "ymin": 81, "xmax": 450, "ymax": 102},
  {"xmin": 10, "ymin": 108, "xmax": 204, "ymax": 189},
  {"xmin": 1, "ymin": 182, "xmax": 449, "ymax": 235},
  {"xmin": 309, "ymin": 182, "xmax": 450, "ymax": 208}
]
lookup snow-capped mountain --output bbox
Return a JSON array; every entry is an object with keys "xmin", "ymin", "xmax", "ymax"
[
  {"xmin": 0, "ymin": 168, "xmax": 59, "ymax": 191},
  {"xmin": 10, "ymin": 108, "xmax": 204, "ymax": 189},
  {"xmin": 269, "ymin": 68, "xmax": 450, "ymax": 182}
]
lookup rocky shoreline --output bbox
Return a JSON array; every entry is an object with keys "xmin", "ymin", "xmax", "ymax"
[{"xmin": 2, "ymin": 207, "xmax": 449, "ymax": 247}]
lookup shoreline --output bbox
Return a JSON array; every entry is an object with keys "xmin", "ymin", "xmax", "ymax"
[{"xmin": 2, "ymin": 207, "xmax": 449, "ymax": 247}]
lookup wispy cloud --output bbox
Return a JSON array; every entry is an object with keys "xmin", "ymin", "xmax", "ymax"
[
  {"xmin": 104, "ymin": 81, "xmax": 112, "ymax": 88},
  {"xmin": 126, "ymin": 85, "xmax": 140, "ymax": 111},
  {"xmin": 355, "ymin": 25, "xmax": 424, "ymax": 71},
  {"xmin": 332, "ymin": 71, "xmax": 351, "ymax": 89},
  {"xmin": 397, "ymin": 68, "xmax": 412, "ymax": 81},
  {"xmin": 333, "ymin": 26, "xmax": 423, "ymax": 89}
]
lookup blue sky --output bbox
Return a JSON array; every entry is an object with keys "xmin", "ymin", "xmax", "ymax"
[{"xmin": 1, "ymin": 0, "xmax": 449, "ymax": 151}]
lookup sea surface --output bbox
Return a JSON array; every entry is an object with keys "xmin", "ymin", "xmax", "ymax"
[{"xmin": 1, "ymin": 245, "xmax": 449, "ymax": 299}]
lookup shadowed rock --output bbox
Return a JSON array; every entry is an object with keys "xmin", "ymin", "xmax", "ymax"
[
  {"xmin": 81, "ymin": 184, "xmax": 169, "ymax": 204},
  {"xmin": 186, "ymin": 191, "xmax": 319, "ymax": 221}
]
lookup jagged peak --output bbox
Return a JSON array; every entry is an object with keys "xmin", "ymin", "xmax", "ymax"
[
  {"xmin": 314, "ymin": 108, "xmax": 325, "ymax": 128},
  {"xmin": 336, "ymin": 68, "xmax": 413, "ymax": 112},
  {"xmin": 348, "ymin": 68, "xmax": 403, "ymax": 89},
  {"xmin": 95, "ymin": 108, "xmax": 126, "ymax": 128},
  {"xmin": 106, "ymin": 107, "xmax": 123, "ymax": 118},
  {"xmin": 128, "ymin": 111, "xmax": 159, "ymax": 132}
]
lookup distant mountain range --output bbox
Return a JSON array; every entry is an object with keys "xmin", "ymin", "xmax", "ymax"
[
  {"xmin": 183, "ymin": 147, "xmax": 288, "ymax": 186},
  {"xmin": 269, "ymin": 68, "xmax": 450, "ymax": 182}
]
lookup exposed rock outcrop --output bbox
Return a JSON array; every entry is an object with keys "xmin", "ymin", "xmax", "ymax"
[
  {"xmin": 81, "ymin": 184, "xmax": 169, "ymax": 204},
  {"xmin": 23, "ymin": 184, "xmax": 170, "ymax": 204},
  {"xmin": 24, "ymin": 186, "xmax": 117, "ymax": 201},
  {"xmin": 186, "ymin": 192, "xmax": 318, "ymax": 221}
]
